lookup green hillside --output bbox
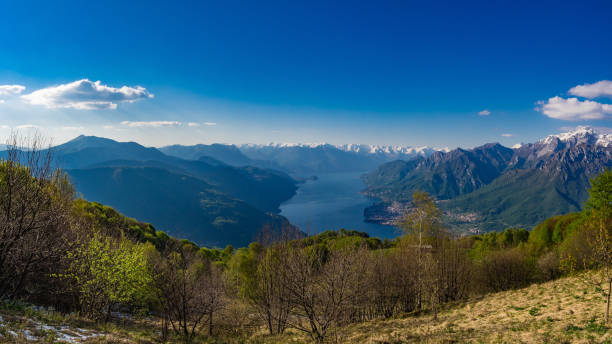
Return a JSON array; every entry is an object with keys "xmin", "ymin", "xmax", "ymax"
[
  {"xmin": 69, "ymin": 166, "xmax": 297, "ymax": 247},
  {"xmin": 445, "ymin": 169, "xmax": 590, "ymax": 231}
]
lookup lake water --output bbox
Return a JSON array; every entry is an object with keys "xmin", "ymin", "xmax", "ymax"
[{"xmin": 279, "ymin": 172, "xmax": 398, "ymax": 239}]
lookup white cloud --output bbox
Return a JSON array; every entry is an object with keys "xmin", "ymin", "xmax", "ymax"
[
  {"xmin": 21, "ymin": 79, "xmax": 153, "ymax": 110},
  {"xmin": 61, "ymin": 126, "xmax": 85, "ymax": 131},
  {"xmin": 501, "ymin": 133, "xmax": 513, "ymax": 137},
  {"xmin": 0, "ymin": 125, "xmax": 9, "ymax": 129},
  {"xmin": 512, "ymin": 143, "xmax": 522, "ymax": 149},
  {"xmin": 536, "ymin": 96, "xmax": 612, "ymax": 121},
  {"xmin": 478, "ymin": 110, "xmax": 491, "ymax": 116},
  {"xmin": 103, "ymin": 125, "xmax": 114, "ymax": 129},
  {"xmin": 120, "ymin": 121, "xmax": 181, "ymax": 127},
  {"xmin": 569, "ymin": 80, "xmax": 612, "ymax": 99},
  {"xmin": 0, "ymin": 85, "xmax": 26, "ymax": 96},
  {"xmin": 0, "ymin": 100, "xmax": 4, "ymax": 104},
  {"xmin": 203, "ymin": 122, "xmax": 217, "ymax": 126},
  {"xmin": 16, "ymin": 124, "xmax": 40, "ymax": 129},
  {"xmin": 187, "ymin": 122, "xmax": 201, "ymax": 127}
]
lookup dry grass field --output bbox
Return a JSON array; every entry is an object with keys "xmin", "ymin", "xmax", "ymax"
[
  {"xmin": 255, "ymin": 271, "xmax": 611, "ymax": 344},
  {"xmin": 0, "ymin": 272, "xmax": 610, "ymax": 343}
]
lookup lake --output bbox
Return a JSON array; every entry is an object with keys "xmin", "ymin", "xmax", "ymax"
[{"xmin": 279, "ymin": 172, "xmax": 398, "ymax": 239}]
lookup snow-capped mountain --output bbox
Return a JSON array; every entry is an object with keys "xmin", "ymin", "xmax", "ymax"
[
  {"xmin": 240, "ymin": 142, "xmax": 445, "ymax": 157},
  {"xmin": 236, "ymin": 142, "xmax": 444, "ymax": 175},
  {"xmin": 364, "ymin": 126, "xmax": 612, "ymax": 231},
  {"xmin": 515, "ymin": 126, "xmax": 612, "ymax": 160},
  {"xmin": 336, "ymin": 144, "xmax": 447, "ymax": 157},
  {"xmin": 540, "ymin": 126, "xmax": 612, "ymax": 148}
]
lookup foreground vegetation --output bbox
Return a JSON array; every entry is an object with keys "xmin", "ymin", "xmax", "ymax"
[
  {"xmin": 0, "ymin": 134, "xmax": 610, "ymax": 343},
  {"xmin": 0, "ymin": 271, "xmax": 609, "ymax": 343}
]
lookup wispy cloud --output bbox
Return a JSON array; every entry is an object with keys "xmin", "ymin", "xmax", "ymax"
[
  {"xmin": 186, "ymin": 122, "xmax": 216, "ymax": 127},
  {"xmin": 501, "ymin": 133, "xmax": 513, "ymax": 137},
  {"xmin": 478, "ymin": 110, "xmax": 491, "ymax": 116},
  {"xmin": 16, "ymin": 124, "xmax": 40, "ymax": 129},
  {"xmin": 61, "ymin": 126, "xmax": 85, "ymax": 131},
  {"xmin": 537, "ymin": 96, "xmax": 612, "ymax": 121},
  {"xmin": 120, "ymin": 121, "xmax": 181, "ymax": 127},
  {"xmin": 21, "ymin": 79, "xmax": 153, "ymax": 110},
  {"xmin": 0, "ymin": 85, "xmax": 26, "ymax": 97},
  {"xmin": 569, "ymin": 80, "xmax": 612, "ymax": 99}
]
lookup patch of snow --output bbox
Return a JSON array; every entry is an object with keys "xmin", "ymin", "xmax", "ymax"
[{"xmin": 23, "ymin": 329, "xmax": 37, "ymax": 341}]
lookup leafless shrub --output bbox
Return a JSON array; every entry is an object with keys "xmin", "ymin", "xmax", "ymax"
[
  {"xmin": 479, "ymin": 248, "xmax": 534, "ymax": 292},
  {"xmin": 249, "ymin": 242, "xmax": 293, "ymax": 335},
  {"xmin": 0, "ymin": 132, "xmax": 75, "ymax": 300},
  {"xmin": 150, "ymin": 244, "xmax": 226, "ymax": 342},
  {"xmin": 537, "ymin": 250, "xmax": 561, "ymax": 281},
  {"xmin": 282, "ymin": 245, "xmax": 367, "ymax": 344}
]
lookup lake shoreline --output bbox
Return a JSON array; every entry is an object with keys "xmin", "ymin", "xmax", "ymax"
[{"xmin": 280, "ymin": 171, "xmax": 398, "ymax": 238}]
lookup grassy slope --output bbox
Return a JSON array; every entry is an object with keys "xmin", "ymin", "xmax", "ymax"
[
  {"xmin": 445, "ymin": 169, "xmax": 588, "ymax": 231},
  {"xmin": 261, "ymin": 272, "xmax": 611, "ymax": 344},
  {"xmin": 1, "ymin": 272, "xmax": 609, "ymax": 343}
]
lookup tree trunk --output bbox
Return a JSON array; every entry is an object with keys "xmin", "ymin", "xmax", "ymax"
[
  {"xmin": 161, "ymin": 315, "xmax": 168, "ymax": 342},
  {"xmin": 208, "ymin": 311, "xmax": 213, "ymax": 336},
  {"xmin": 606, "ymin": 279, "xmax": 611, "ymax": 324}
]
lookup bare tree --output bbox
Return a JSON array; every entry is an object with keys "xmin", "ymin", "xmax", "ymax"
[
  {"xmin": 363, "ymin": 251, "xmax": 402, "ymax": 319},
  {"xmin": 151, "ymin": 244, "xmax": 225, "ymax": 343},
  {"xmin": 282, "ymin": 245, "xmax": 366, "ymax": 344},
  {"xmin": 0, "ymin": 132, "xmax": 75, "ymax": 299},
  {"xmin": 249, "ymin": 244, "xmax": 293, "ymax": 335},
  {"xmin": 422, "ymin": 252, "xmax": 440, "ymax": 320},
  {"xmin": 433, "ymin": 235, "xmax": 473, "ymax": 303},
  {"xmin": 361, "ymin": 246, "xmax": 421, "ymax": 320},
  {"xmin": 203, "ymin": 264, "xmax": 226, "ymax": 336}
]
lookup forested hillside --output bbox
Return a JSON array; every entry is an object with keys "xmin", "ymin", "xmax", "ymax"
[
  {"xmin": 69, "ymin": 166, "xmax": 296, "ymax": 247},
  {"xmin": 0, "ymin": 135, "xmax": 299, "ymax": 246}
]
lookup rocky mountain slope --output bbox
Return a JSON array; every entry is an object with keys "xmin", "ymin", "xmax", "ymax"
[{"xmin": 364, "ymin": 127, "xmax": 612, "ymax": 231}]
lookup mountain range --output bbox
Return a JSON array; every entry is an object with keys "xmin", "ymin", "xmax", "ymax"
[
  {"xmin": 363, "ymin": 126, "xmax": 612, "ymax": 232},
  {"xmin": 2, "ymin": 126, "xmax": 607, "ymax": 244},
  {"xmin": 0, "ymin": 135, "xmax": 300, "ymax": 247},
  {"xmin": 162, "ymin": 142, "xmax": 445, "ymax": 175}
]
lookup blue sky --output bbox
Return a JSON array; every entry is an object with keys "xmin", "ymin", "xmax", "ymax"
[{"xmin": 1, "ymin": 0, "xmax": 611, "ymax": 148}]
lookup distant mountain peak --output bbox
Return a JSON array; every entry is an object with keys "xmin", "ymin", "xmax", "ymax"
[
  {"xmin": 240, "ymin": 142, "xmax": 444, "ymax": 157},
  {"xmin": 540, "ymin": 126, "xmax": 612, "ymax": 148}
]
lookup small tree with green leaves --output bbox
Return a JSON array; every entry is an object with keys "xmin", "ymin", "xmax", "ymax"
[
  {"xmin": 64, "ymin": 234, "xmax": 156, "ymax": 320},
  {"xmin": 396, "ymin": 190, "xmax": 443, "ymax": 311},
  {"xmin": 397, "ymin": 190, "xmax": 443, "ymax": 249}
]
